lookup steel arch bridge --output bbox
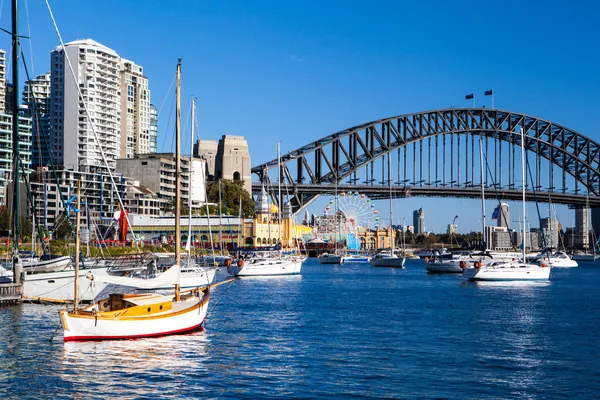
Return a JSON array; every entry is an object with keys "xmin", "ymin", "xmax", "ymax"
[{"xmin": 251, "ymin": 108, "xmax": 600, "ymax": 213}]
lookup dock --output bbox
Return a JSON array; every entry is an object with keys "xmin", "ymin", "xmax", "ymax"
[{"xmin": 0, "ymin": 282, "xmax": 22, "ymax": 306}]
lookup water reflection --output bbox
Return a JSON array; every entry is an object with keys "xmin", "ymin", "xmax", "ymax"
[{"xmin": 57, "ymin": 332, "xmax": 211, "ymax": 398}]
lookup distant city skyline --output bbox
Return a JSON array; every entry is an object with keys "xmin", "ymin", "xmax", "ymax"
[{"xmin": 1, "ymin": 1, "xmax": 596, "ymax": 232}]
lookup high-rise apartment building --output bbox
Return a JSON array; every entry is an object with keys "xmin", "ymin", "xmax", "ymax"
[
  {"xmin": 149, "ymin": 104, "xmax": 158, "ymax": 153},
  {"xmin": 120, "ymin": 59, "xmax": 151, "ymax": 158},
  {"xmin": 23, "ymin": 72, "xmax": 51, "ymax": 167},
  {"xmin": 413, "ymin": 208, "xmax": 425, "ymax": 235},
  {"xmin": 0, "ymin": 49, "xmax": 5, "ymax": 112},
  {"xmin": 49, "ymin": 39, "xmax": 121, "ymax": 172}
]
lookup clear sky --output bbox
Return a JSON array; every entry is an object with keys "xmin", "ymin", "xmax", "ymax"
[{"xmin": 2, "ymin": 0, "xmax": 598, "ymax": 232}]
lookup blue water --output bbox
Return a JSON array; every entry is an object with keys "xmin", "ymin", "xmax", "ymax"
[{"xmin": 1, "ymin": 259, "xmax": 599, "ymax": 399}]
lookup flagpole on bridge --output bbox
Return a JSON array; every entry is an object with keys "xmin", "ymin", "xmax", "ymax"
[{"xmin": 484, "ymin": 89, "xmax": 494, "ymax": 109}]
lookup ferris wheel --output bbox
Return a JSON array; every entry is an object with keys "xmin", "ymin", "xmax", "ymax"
[{"xmin": 324, "ymin": 191, "xmax": 380, "ymax": 234}]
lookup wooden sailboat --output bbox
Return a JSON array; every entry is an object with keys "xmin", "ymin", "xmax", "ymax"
[{"xmin": 59, "ymin": 60, "xmax": 210, "ymax": 341}]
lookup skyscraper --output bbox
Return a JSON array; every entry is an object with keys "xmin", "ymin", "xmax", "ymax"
[
  {"xmin": 120, "ymin": 59, "xmax": 151, "ymax": 158},
  {"xmin": 497, "ymin": 203, "xmax": 510, "ymax": 228},
  {"xmin": 22, "ymin": 72, "xmax": 51, "ymax": 167},
  {"xmin": 149, "ymin": 104, "xmax": 158, "ymax": 153},
  {"xmin": 49, "ymin": 39, "xmax": 121, "ymax": 172},
  {"xmin": 575, "ymin": 207, "xmax": 590, "ymax": 248},
  {"xmin": 413, "ymin": 208, "xmax": 425, "ymax": 235}
]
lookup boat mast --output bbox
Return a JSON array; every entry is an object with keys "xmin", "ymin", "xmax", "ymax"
[
  {"xmin": 388, "ymin": 153, "xmax": 393, "ymax": 254},
  {"xmin": 479, "ymin": 138, "xmax": 486, "ymax": 251},
  {"xmin": 277, "ymin": 141, "xmax": 282, "ymax": 256},
  {"xmin": 520, "ymin": 128, "xmax": 526, "ymax": 262},
  {"xmin": 175, "ymin": 59, "xmax": 182, "ymax": 301},
  {"xmin": 187, "ymin": 97, "xmax": 195, "ymax": 264},
  {"xmin": 10, "ymin": 0, "xmax": 21, "ymax": 283},
  {"xmin": 73, "ymin": 178, "xmax": 81, "ymax": 310}
]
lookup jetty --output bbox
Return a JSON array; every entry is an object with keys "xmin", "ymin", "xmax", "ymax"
[{"xmin": 0, "ymin": 282, "xmax": 22, "ymax": 306}]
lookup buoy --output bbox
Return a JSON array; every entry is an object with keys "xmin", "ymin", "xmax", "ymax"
[
  {"xmin": 224, "ymin": 258, "xmax": 232, "ymax": 267},
  {"xmin": 459, "ymin": 261, "xmax": 467, "ymax": 270},
  {"xmin": 541, "ymin": 263, "xmax": 547, "ymax": 268},
  {"xmin": 424, "ymin": 257, "xmax": 429, "ymax": 263},
  {"xmin": 474, "ymin": 261, "xmax": 481, "ymax": 269},
  {"xmin": 238, "ymin": 259, "xmax": 245, "ymax": 267}
]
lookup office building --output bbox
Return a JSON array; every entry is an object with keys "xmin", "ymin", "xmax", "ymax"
[
  {"xmin": 413, "ymin": 208, "xmax": 425, "ymax": 235},
  {"xmin": 574, "ymin": 207, "xmax": 590, "ymax": 249}
]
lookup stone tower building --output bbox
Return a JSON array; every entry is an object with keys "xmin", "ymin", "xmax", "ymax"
[{"xmin": 195, "ymin": 134, "xmax": 251, "ymax": 194}]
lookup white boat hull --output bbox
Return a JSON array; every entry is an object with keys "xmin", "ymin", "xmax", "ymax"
[
  {"xmin": 319, "ymin": 255, "xmax": 343, "ymax": 264},
  {"xmin": 463, "ymin": 265, "xmax": 551, "ymax": 281},
  {"xmin": 370, "ymin": 256, "xmax": 405, "ymax": 267},
  {"xmin": 59, "ymin": 291, "xmax": 209, "ymax": 341},
  {"xmin": 22, "ymin": 256, "xmax": 72, "ymax": 273},
  {"xmin": 426, "ymin": 261, "xmax": 463, "ymax": 273},
  {"xmin": 228, "ymin": 259, "xmax": 302, "ymax": 276},
  {"xmin": 343, "ymin": 256, "xmax": 371, "ymax": 264},
  {"xmin": 22, "ymin": 267, "xmax": 111, "ymax": 303}
]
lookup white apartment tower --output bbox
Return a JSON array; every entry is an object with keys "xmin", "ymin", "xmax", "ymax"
[
  {"xmin": 23, "ymin": 72, "xmax": 51, "ymax": 167},
  {"xmin": 0, "ymin": 50, "xmax": 5, "ymax": 112},
  {"xmin": 49, "ymin": 39, "xmax": 121, "ymax": 172},
  {"xmin": 120, "ymin": 59, "xmax": 151, "ymax": 158}
]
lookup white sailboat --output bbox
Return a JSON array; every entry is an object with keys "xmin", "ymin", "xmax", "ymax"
[
  {"xmin": 370, "ymin": 153, "xmax": 405, "ymax": 267},
  {"xmin": 463, "ymin": 131, "xmax": 551, "ymax": 281},
  {"xmin": 227, "ymin": 142, "xmax": 302, "ymax": 276},
  {"xmin": 60, "ymin": 60, "xmax": 210, "ymax": 341}
]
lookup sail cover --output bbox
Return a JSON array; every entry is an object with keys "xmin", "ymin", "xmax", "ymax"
[{"xmin": 92, "ymin": 265, "xmax": 180, "ymax": 289}]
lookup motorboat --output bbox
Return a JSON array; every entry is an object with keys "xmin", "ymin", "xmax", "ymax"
[
  {"xmin": 369, "ymin": 250, "xmax": 405, "ymax": 267},
  {"xmin": 22, "ymin": 254, "xmax": 72, "ymax": 273},
  {"xmin": 343, "ymin": 253, "xmax": 371, "ymax": 264},
  {"xmin": 318, "ymin": 252, "xmax": 343, "ymax": 264},
  {"xmin": 227, "ymin": 255, "xmax": 302, "ymax": 276},
  {"xmin": 426, "ymin": 251, "xmax": 494, "ymax": 273},
  {"xmin": 532, "ymin": 251, "xmax": 578, "ymax": 268},
  {"xmin": 571, "ymin": 252, "xmax": 599, "ymax": 262}
]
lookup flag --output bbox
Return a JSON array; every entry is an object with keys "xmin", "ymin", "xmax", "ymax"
[
  {"xmin": 455, "ymin": 215, "xmax": 458, "ymax": 219},
  {"xmin": 484, "ymin": 89, "xmax": 493, "ymax": 96},
  {"xmin": 491, "ymin": 206, "xmax": 499, "ymax": 219},
  {"xmin": 465, "ymin": 93, "xmax": 474, "ymax": 100},
  {"xmin": 520, "ymin": 240, "xmax": 525, "ymax": 250}
]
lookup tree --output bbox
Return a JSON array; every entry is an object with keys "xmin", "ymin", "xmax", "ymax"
[
  {"xmin": 0, "ymin": 206, "xmax": 9, "ymax": 233},
  {"xmin": 206, "ymin": 179, "xmax": 255, "ymax": 217},
  {"xmin": 52, "ymin": 214, "xmax": 73, "ymax": 240}
]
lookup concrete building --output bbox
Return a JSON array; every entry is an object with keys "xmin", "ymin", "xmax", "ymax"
[
  {"xmin": 195, "ymin": 135, "xmax": 252, "ymax": 193},
  {"xmin": 121, "ymin": 180, "xmax": 160, "ymax": 216},
  {"xmin": 0, "ymin": 49, "xmax": 5, "ymax": 111},
  {"xmin": 120, "ymin": 59, "xmax": 152, "ymax": 158},
  {"xmin": 413, "ymin": 208, "xmax": 425, "ymax": 235},
  {"xmin": 17, "ymin": 168, "xmax": 126, "ymax": 234},
  {"xmin": 512, "ymin": 230, "xmax": 540, "ymax": 251},
  {"xmin": 22, "ymin": 72, "xmax": 51, "ymax": 167},
  {"xmin": 575, "ymin": 207, "xmax": 590, "ymax": 249},
  {"xmin": 116, "ymin": 153, "xmax": 206, "ymax": 212},
  {"xmin": 496, "ymin": 203, "xmax": 510, "ymax": 228},
  {"xmin": 447, "ymin": 223, "xmax": 458, "ymax": 235},
  {"xmin": 194, "ymin": 139, "xmax": 218, "ymax": 179},
  {"xmin": 540, "ymin": 217, "xmax": 560, "ymax": 248},
  {"xmin": 0, "ymin": 114, "xmax": 33, "ymax": 204},
  {"xmin": 49, "ymin": 39, "xmax": 121, "ymax": 172},
  {"xmin": 149, "ymin": 104, "xmax": 158, "ymax": 153},
  {"xmin": 484, "ymin": 226, "xmax": 513, "ymax": 251}
]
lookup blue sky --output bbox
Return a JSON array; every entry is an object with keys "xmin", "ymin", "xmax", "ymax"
[{"xmin": 2, "ymin": 0, "xmax": 598, "ymax": 232}]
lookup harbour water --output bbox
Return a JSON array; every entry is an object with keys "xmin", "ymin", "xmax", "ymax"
[{"xmin": 1, "ymin": 258, "xmax": 599, "ymax": 399}]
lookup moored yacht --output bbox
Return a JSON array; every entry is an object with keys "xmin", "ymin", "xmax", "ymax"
[
  {"xmin": 532, "ymin": 251, "xmax": 578, "ymax": 268},
  {"xmin": 319, "ymin": 252, "xmax": 343, "ymax": 264},
  {"xmin": 369, "ymin": 250, "xmax": 405, "ymax": 267}
]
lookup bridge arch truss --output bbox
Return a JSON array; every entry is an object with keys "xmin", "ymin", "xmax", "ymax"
[{"xmin": 252, "ymin": 108, "xmax": 600, "ymax": 213}]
